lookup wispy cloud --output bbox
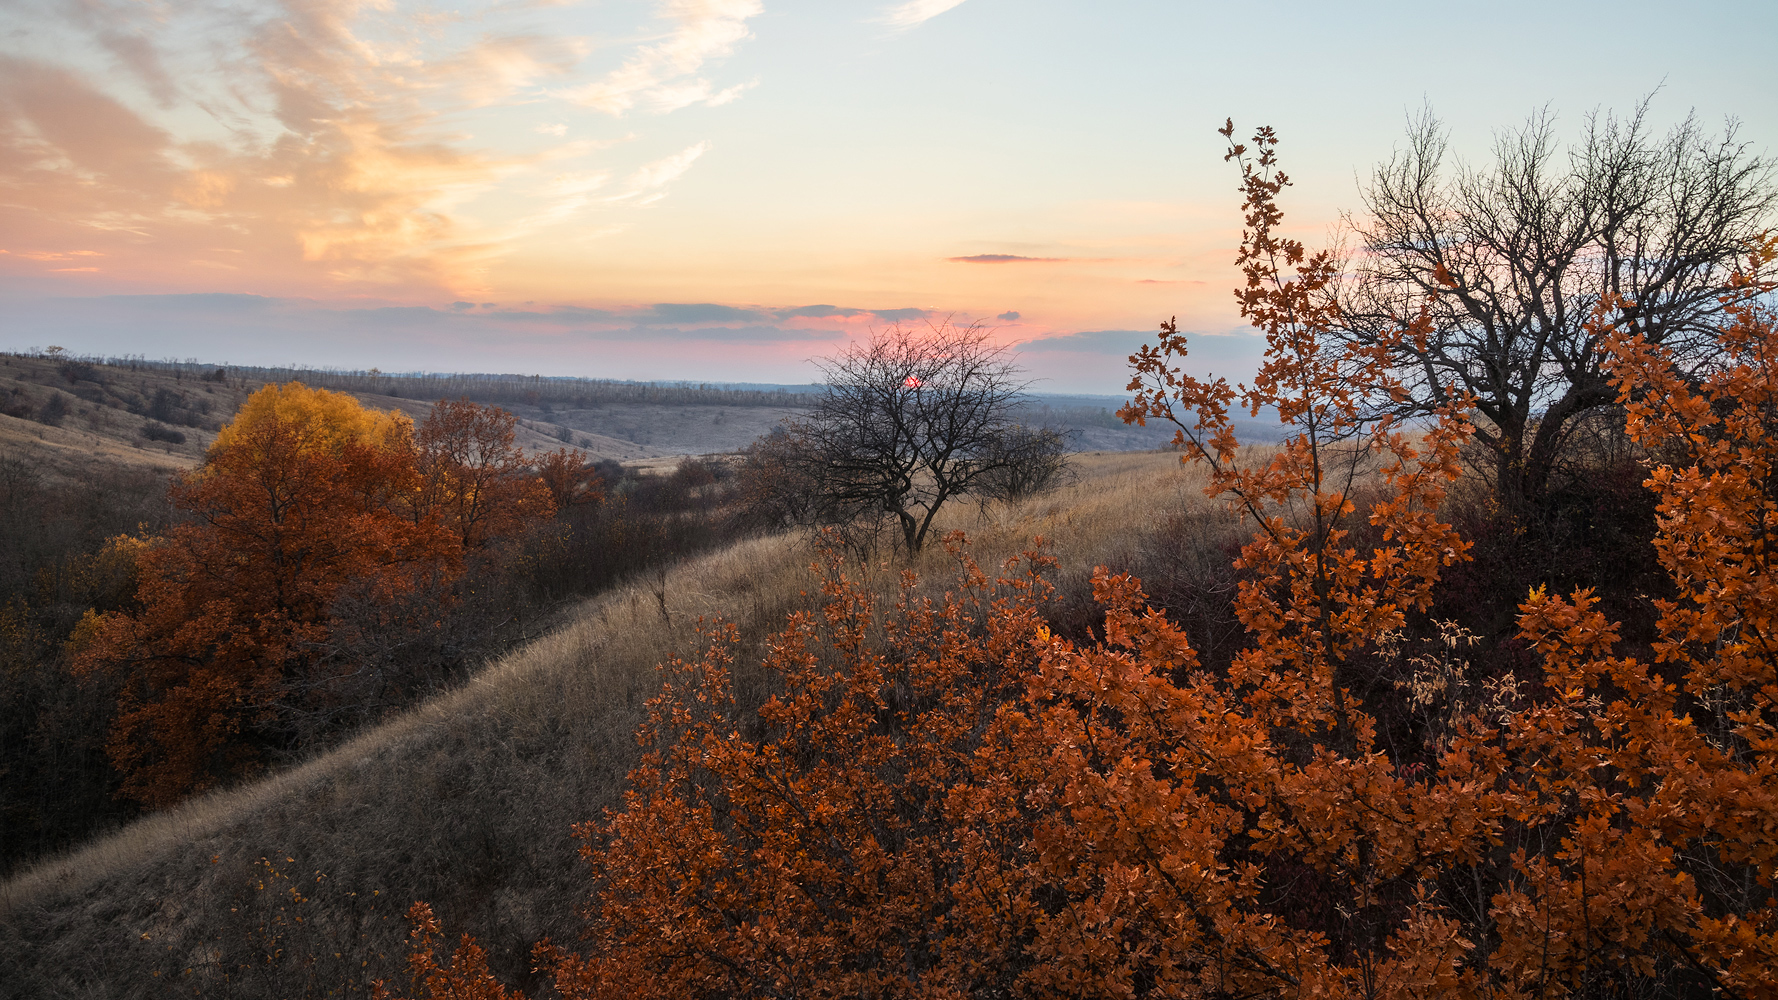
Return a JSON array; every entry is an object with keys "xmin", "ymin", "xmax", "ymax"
[
  {"xmin": 603, "ymin": 141, "xmax": 710, "ymax": 204},
  {"xmin": 431, "ymin": 34, "xmax": 587, "ymax": 107},
  {"xmin": 562, "ymin": 0, "xmax": 763, "ymax": 115},
  {"xmin": 879, "ymin": 0, "xmax": 970, "ymax": 29},
  {"xmin": 0, "ymin": 3, "xmax": 548, "ymax": 294},
  {"xmin": 632, "ymin": 142, "xmax": 711, "ymax": 190},
  {"xmin": 948, "ymin": 254, "xmax": 1065, "ymax": 263}
]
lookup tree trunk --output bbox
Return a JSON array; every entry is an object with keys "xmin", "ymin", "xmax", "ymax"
[{"xmin": 1521, "ymin": 382, "xmax": 1617, "ymax": 504}]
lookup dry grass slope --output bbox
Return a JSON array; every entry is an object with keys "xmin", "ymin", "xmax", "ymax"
[
  {"xmin": 0, "ymin": 355, "xmax": 245, "ymax": 481},
  {"xmin": 0, "ymin": 451, "xmax": 1232, "ymax": 998},
  {"xmin": 0, "ymin": 353, "xmax": 758, "ymax": 477}
]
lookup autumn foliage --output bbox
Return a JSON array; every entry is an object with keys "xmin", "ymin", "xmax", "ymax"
[
  {"xmin": 74, "ymin": 387, "xmax": 555, "ymax": 807},
  {"xmin": 412, "ymin": 399, "xmax": 556, "ymax": 550},
  {"xmin": 377, "ymin": 128, "xmax": 1778, "ymax": 999}
]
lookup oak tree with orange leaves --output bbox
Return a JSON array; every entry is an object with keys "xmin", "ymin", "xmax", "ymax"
[
  {"xmin": 413, "ymin": 398, "xmax": 556, "ymax": 551},
  {"xmin": 74, "ymin": 389, "xmax": 562, "ymax": 809},
  {"xmin": 535, "ymin": 447, "xmax": 605, "ymax": 513},
  {"xmin": 74, "ymin": 384, "xmax": 462, "ymax": 806}
]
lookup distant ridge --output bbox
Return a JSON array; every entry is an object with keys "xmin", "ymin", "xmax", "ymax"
[
  {"xmin": 22, "ymin": 351, "xmax": 1139, "ymax": 406},
  {"xmin": 7, "ymin": 349, "xmax": 1280, "ymax": 454},
  {"xmin": 30, "ymin": 352, "xmax": 825, "ymax": 409}
]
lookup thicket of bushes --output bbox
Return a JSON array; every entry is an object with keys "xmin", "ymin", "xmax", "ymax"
[
  {"xmin": 0, "ymin": 392, "xmax": 754, "ymax": 881},
  {"xmin": 0, "ymin": 461, "xmax": 173, "ymax": 871}
]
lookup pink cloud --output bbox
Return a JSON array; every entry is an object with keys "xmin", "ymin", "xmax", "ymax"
[{"xmin": 947, "ymin": 254, "xmax": 1066, "ymax": 263}]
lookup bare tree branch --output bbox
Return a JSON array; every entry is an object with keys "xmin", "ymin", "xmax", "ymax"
[
  {"xmin": 1340, "ymin": 100, "xmax": 1775, "ymax": 506},
  {"xmin": 770, "ymin": 322, "xmax": 1067, "ymax": 554}
]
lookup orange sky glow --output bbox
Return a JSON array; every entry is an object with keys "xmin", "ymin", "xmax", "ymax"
[{"xmin": 2, "ymin": 0, "xmax": 1772, "ymax": 390}]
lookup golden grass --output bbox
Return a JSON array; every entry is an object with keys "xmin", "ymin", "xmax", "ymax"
[
  {"xmin": 0, "ymin": 448, "xmax": 1239, "ymax": 996},
  {"xmin": 0, "ymin": 414, "xmax": 197, "ymax": 480}
]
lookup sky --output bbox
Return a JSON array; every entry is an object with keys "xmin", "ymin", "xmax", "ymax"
[{"xmin": 2, "ymin": 0, "xmax": 1774, "ymax": 393}]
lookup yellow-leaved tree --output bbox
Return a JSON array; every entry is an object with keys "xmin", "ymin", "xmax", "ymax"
[{"xmin": 75, "ymin": 384, "xmax": 461, "ymax": 807}]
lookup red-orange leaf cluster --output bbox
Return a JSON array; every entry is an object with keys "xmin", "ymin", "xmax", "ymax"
[{"xmin": 412, "ymin": 399, "xmax": 557, "ymax": 551}]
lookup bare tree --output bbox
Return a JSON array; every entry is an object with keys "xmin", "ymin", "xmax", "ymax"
[
  {"xmin": 782, "ymin": 322, "xmax": 1066, "ymax": 553},
  {"xmin": 1341, "ymin": 101, "xmax": 1774, "ymax": 506}
]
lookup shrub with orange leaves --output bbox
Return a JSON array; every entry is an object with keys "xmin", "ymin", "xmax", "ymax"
[
  {"xmin": 376, "ymin": 535, "xmax": 1063, "ymax": 1000},
  {"xmin": 376, "ymin": 903, "xmax": 527, "ymax": 1000},
  {"xmin": 1479, "ymin": 240, "xmax": 1778, "ymax": 998},
  {"xmin": 413, "ymin": 399, "xmax": 556, "ymax": 550},
  {"xmin": 549, "ymin": 536, "xmax": 1060, "ymax": 999},
  {"xmin": 381, "ymin": 132, "xmax": 1778, "ymax": 999},
  {"xmin": 977, "ymin": 121, "xmax": 1487, "ymax": 996},
  {"xmin": 534, "ymin": 447, "xmax": 604, "ymax": 514}
]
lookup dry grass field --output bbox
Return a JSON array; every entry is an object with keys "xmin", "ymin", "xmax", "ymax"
[
  {"xmin": 0, "ymin": 355, "xmax": 238, "ymax": 480},
  {"xmin": 501, "ymin": 400, "xmax": 806, "ymax": 458},
  {"xmin": 0, "ymin": 450, "xmax": 1238, "ymax": 999}
]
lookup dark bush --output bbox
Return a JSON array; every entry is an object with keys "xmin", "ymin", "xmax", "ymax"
[
  {"xmin": 735, "ymin": 424, "xmax": 819, "ymax": 531},
  {"xmin": 0, "ymin": 460, "xmax": 174, "ymax": 876},
  {"xmin": 71, "ymin": 383, "xmax": 107, "ymax": 405},
  {"xmin": 35, "ymin": 393, "xmax": 67, "ymax": 427},
  {"xmin": 148, "ymin": 387, "xmax": 181, "ymax": 424},
  {"xmin": 141, "ymin": 421, "xmax": 186, "ymax": 444},
  {"xmin": 513, "ymin": 460, "xmax": 751, "ymax": 604},
  {"xmin": 589, "ymin": 457, "xmax": 624, "ymax": 484},
  {"xmin": 1434, "ymin": 452, "xmax": 1664, "ymax": 651},
  {"xmin": 670, "ymin": 457, "xmax": 718, "ymax": 490},
  {"xmin": 58, "ymin": 361, "xmax": 101, "ymax": 384}
]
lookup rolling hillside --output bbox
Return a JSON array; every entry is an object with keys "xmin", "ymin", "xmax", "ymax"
[
  {"xmin": 0, "ymin": 353, "xmax": 1211, "ymax": 473},
  {"xmin": 0, "ymin": 451, "xmax": 1234, "ymax": 999}
]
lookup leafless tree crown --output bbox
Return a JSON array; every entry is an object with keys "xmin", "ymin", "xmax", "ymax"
[
  {"xmin": 761, "ymin": 322, "xmax": 1066, "ymax": 554},
  {"xmin": 1342, "ymin": 101, "xmax": 1775, "ymax": 503}
]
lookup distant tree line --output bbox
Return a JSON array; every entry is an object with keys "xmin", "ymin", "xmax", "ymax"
[{"xmin": 3, "ymin": 352, "xmax": 823, "ymax": 411}]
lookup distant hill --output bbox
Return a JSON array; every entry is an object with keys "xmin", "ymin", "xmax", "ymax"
[
  {"xmin": 0, "ymin": 351, "xmax": 1289, "ymax": 471},
  {"xmin": 0, "ymin": 353, "xmax": 621, "ymax": 473},
  {"xmin": 0, "ymin": 353, "xmax": 230, "ymax": 482}
]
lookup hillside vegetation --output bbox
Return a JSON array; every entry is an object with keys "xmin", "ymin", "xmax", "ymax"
[
  {"xmin": 0, "ymin": 451, "xmax": 1216, "ymax": 997},
  {"xmin": 5, "ymin": 354, "xmax": 1188, "ymax": 465},
  {"xmin": 0, "ymin": 354, "xmax": 674, "ymax": 471},
  {"xmin": 0, "ymin": 364, "xmax": 776, "ymax": 879},
  {"xmin": 0, "ymin": 345, "xmax": 1174, "ymax": 882}
]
